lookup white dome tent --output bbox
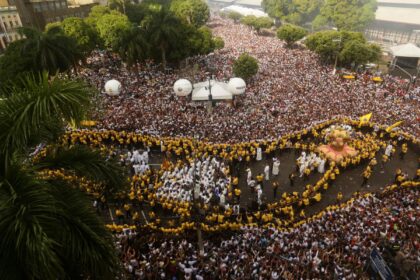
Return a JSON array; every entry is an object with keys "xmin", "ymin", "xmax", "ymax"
[
  {"xmin": 192, "ymin": 80, "xmax": 233, "ymax": 101},
  {"xmin": 104, "ymin": 79, "xmax": 122, "ymax": 96},
  {"xmin": 173, "ymin": 79, "xmax": 193, "ymax": 97}
]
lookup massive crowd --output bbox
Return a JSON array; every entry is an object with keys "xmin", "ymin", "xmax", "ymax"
[
  {"xmin": 79, "ymin": 17, "xmax": 419, "ymax": 143},
  {"xmin": 117, "ymin": 187, "xmax": 419, "ymax": 279},
  {"xmin": 73, "ymin": 16, "xmax": 420, "ymax": 279}
]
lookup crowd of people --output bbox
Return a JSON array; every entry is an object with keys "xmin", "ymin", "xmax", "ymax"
[
  {"xmin": 72, "ymin": 15, "xmax": 420, "ymax": 279},
  {"xmin": 79, "ymin": 16, "xmax": 419, "ymax": 143},
  {"xmin": 116, "ymin": 187, "xmax": 419, "ymax": 279},
  {"xmin": 158, "ymin": 156, "xmax": 232, "ymax": 206}
]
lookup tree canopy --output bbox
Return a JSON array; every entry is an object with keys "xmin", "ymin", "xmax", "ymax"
[
  {"xmin": 0, "ymin": 72, "xmax": 126, "ymax": 279},
  {"xmin": 305, "ymin": 30, "xmax": 381, "ymax": 67},
  {"xmin": 262, "ymin": 0, "xmax": 376, "ymax": 30},
  {"xmin": 277, "ymin": 24, "xmax": 307, "ymax": 47},
  {"xmin": 313, "ymin": 0, "xmax": 377, "ymax": 31},
  {"xmin": 0, "ymin": 26, "xmax": 81, "ymax": 86},
  {"xmin": 232, "ymin": 53, "xmax": 259, "ymax": 81},
  {"xmin": 240, "ymin": 16, "xmax": 273, "ymax": 33},
  {"xmin": 227, "ymin": 11, "xmax": 243, "ymax": 23},
  {"xmin": 47, "ymin": 17, "xmax": 98, "ymax": 55},
  {"xmin": 262, "ymin": 0, "xmax": 323, "ymax": 25},
  {"xmin": 170, "ymin": 0, "xmax": 210, "ymax": 27},
  {"xmin": 96, "ymin": 11, "xmax": 132, "ymax": 50}
]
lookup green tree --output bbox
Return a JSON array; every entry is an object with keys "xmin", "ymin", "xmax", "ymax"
[
  {"xmin": 254, "ymin": 17, "xmax": 274, "ymax": 32},
  {"xmin": 125, "ymin": 2, "xmax": 150, "ymax": 23},
  {"xmin": 213, "ymin": 36, "xmax": 225, "ymax": 50},
  {"xmin": 18, "ymin": 26, "xmax": 81, "ymax": 74},
  {"xmin": 0, "ymin": 72, "xmax": 125, "ymax": 279},
  {"xmin": 227, "ymin": 11, "xmax": 243, "ymax": 23},
  {"xmin": 170, "ymin": 0, "xmax": 210, "ymax": 27},
  {"xmin": 232, "ymin": 53, "xmax": 259, "ymax": 81},
  {"xmin": 116, "ymin": 27, "xmax": 149, "ymax": 69},
  {"xmin": 50, "ymin": 17, "xmax": 98, "ymax": 55},
  {"xmin": 85, "ymin": 5, "xmax": 112, "ymax": 28},
  {"xmin": 188, "ymin": 26, "xmax": 215, "ymax": 55},
  {"xmin": 141, "ymin": 7, "xmax": 181, "ymax": 69},
  {"xmin": 96, "ymin": 11, "xmax": 131, "ymax": 49},
  {"xmin": 277, "ymin": 24, "xmax": 307, "ymax": 47},
  {"xmin": 305, "ymin": 30, "xmax": 380, "ymax": 66},
  {"xmin": 108, "ymin": 0, "xmax": 128, "ymax": 13},
  {"xmin": 241, "ymin": 16, "xmax": 273, "ymax": 33},
  {"xmin": 0, "ymin": 40, "xmax": 34, "ymax": 86},
  {"xmin": 305, "ymin": 30, "xmax": 346, "ymax": 62},
  {"xmin": 262, "ymin": 0, "xmax": 323, "ymax": 25},
  {"xmin": 313, "ymin": 0, "xmax": 377, "ymax": 31},
  {"xmin": 339, "ymin": 41, "xmax": 381, "ymax": 68}
]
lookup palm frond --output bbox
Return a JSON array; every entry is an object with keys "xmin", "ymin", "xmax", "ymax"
[
  {"xmin": 34, "ymin": 145, "xmax": 127, "ymax": 195},
  {"xmin": 0, "ymin": 72, "xmax": 92, "ymax": 161},
  {"xmin": 0, "ymin": 160, "xmax": 122, "ymax": 279},
  {"xmin": 47, "ymin": 180, "xmax": 122, "ymax": 279},
  {"xmin": 0, "ymin": 162, "xmax": 64, "ymax": 280}
]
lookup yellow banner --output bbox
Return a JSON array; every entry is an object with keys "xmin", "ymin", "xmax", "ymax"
[
  {"xmin": 359, "ymin": 113, "xmax": 372, "ymax": 123},
  {"xmin": 386, "ymin": 121, "xmax": 403, "ymax": 132}
]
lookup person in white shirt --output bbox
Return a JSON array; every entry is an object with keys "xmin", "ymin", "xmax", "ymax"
[
  {"xmin": 385, "ymin": 143, "xmax": 393, "ymax": 157},
  {"xmin": 256, "ymin": 147, "xmax": 262, "ymax": 161},
  {"xmin": 272, "ymin": 159, "xmax": 280, "ymax": 176}
]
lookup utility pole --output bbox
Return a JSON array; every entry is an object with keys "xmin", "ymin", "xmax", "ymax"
[{"xmin": 207, "ymin": 78, "xmax": 213, "ymax": 115}]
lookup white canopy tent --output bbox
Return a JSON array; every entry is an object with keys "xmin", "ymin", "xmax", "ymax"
[
  {"xmin": 390, "ymin": 43, "xmax": 420, "ymax": 58},
  {"xmin": 220, "ymin": 5, "xmax": 268, "ymax": 17},
  {"xmin": 192, "ymin": 80, "xmax": 233, "ymax": 101}
]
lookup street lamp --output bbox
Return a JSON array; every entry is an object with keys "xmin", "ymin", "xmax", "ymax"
[
  {"xmin": 332, "ymin": 36, "xmax": 342, "ymax": 75},
  {"xmin": 207, "ymin": 79, "xmax": 213, "ymax": 115}
]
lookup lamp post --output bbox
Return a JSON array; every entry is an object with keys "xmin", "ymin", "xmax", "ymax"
[
  {"xmin": 207, "ymin": 78, "xmax": 213, "ymax": 115},
  {"xmin": 332, "ymin": 35, "xmax": 342, "ymax": 75}
]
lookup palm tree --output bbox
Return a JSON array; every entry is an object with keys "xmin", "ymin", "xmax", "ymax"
[
  {"xmin": 0, "ymin": 72, "xmax": 125, "ymax": 279},
  {"xmin": 141, "ymin": 7, "xmax": 180, "ymax": 70},
  {"xmin": 116, "ymin": 27, "xmax": 149, "ymax": 70},
  {"xmin": 18, "ymin": 26, "xmax": 82, "ymax": 74}
]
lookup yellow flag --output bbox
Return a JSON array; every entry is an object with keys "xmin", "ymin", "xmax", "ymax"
[
  {"xmin": 386, "ymin": 121, "xmax": 403, "ymax": 132},
  {"xmin": 359, "ymin": 113, "xmax": 372, "ymax": 123}
]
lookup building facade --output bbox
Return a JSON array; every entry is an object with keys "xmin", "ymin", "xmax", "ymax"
[
  {"xmin": 365, "ymin": 0, "xmax": 420, "ymax": 46},
  {"xmin": 12, "ymin": 0, "xmax": 97, "ymax": 30},
  {"xmin": 0, "ymin": 0, "xmax": 23, "ymax": 52}
]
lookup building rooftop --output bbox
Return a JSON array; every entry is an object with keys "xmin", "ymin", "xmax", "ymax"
[
  {"xmin": 376, "ymin": 6, "xmax": 420, "ymax": 25},
  {"xmin": 377, "ymin": 0, "xmax": 420, "ymax": 4},
  {"xmin": 234, "ymin": 0, "xmax": 262, "ymax": 7},
  {"xmin": 0, "ymin": 0, "xmax": 9, "ymax": 7}
]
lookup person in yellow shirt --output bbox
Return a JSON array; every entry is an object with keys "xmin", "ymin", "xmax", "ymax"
[
  {"xmin": 400, "ymin": 143, "xmax": 408, "ymax": 159},
  {"xmin": 234, "ymin": 188, "xmax": 241, "ymax": 203},
  {"xmin": 272, "ymin": 182, "xmax": 279, "ymax": 198},
  {"xmin": 336, "ymin": 192, "xmax": 343, "ymax": 202},
  {"xmin": 123, "ymin": 203, "xmax": 131, "ymax": 219},
  {"xmin": 232, "ymin": 177, "xmax": 239, "ymax": 186},
  {"xmin": 115, "ymin": 209, "xmax": 124, "ymax": 223},
  {"xmin": 256, "ymin": 173, "xmax": 264, "ymax": 184},
  {"xmin": 362, "ymin": 166, "xmax": 372, "ymax": 186}
]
